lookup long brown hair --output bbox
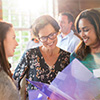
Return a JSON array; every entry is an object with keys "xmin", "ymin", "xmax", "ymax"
[
  {"xmin": 0, "ymin": 21, "xmax": 13, "ymax": 79},
  {"xmin": 75, "ymin": 9, "xmax": 100, "ymax": 60}
]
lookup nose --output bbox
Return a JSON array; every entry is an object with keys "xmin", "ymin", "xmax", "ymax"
[
  {"xmin": 16, "ymin": 40, "xmax": 18, "ymax": 46},
  {"xmin": 80, "ymin": 31, "xmax": 85, "ymax": 38}
]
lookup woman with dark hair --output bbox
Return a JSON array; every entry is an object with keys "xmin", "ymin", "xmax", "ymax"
[
  {"xmin": 70, "ymin": 9, "xmax": 100, "ymax": 73},
  {"xmin": 0, "ymin": 21, "xmax": 20, "ymax": 99},
  {"xmin": 13, "ymin": 15, "xmax": 70, "ymax": 98}
]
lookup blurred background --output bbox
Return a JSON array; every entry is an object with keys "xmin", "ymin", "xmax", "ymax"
[{"xmin": 0, "ymin": 0, "xmax": 100, "ymax": 71}]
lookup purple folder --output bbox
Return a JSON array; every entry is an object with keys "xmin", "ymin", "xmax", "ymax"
[
  {"xmin": 28, "ymin": 89, "xmax": 47, "ymax": 100},
  {"xmin": 27, "ymin": 58, "xmax": 100, "ymax": 100}
]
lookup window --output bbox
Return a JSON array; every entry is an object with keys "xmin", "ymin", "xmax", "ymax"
[{"xmin": 2, "ymin": 0, "xmax": 58, "ymax": 72}]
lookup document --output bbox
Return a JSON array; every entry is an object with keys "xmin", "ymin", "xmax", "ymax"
[{"xmin": 27, "ymin": 58, "xmax": 100, "ymax": 100}]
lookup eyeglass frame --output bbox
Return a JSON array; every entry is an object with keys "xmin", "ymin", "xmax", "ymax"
[{"xmin": 38, "ymin": 32, "xmax": 58, "ymax": 43}]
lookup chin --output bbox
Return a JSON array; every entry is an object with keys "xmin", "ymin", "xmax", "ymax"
[
  {"xmin": 85, "ymin": 42, "xmax": 90, "ymax": 46},
  {"xmin": 9, "ymin": 54, "xmax": 14, "ymax": 57}
]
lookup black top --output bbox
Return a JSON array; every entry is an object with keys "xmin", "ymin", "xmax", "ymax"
[{"xmin": 13, "ymin": 47, "xmax": 70, "ymax": 91}]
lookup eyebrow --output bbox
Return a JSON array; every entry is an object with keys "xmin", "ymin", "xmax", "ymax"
[{"xmin": 79, "ymin": 26, "xmax": 88, "ymax": 30}]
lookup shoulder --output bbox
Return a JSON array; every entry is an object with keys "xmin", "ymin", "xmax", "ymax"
[
  {"xmin": 0, "ymin": 70, "xmax": 16, "ymax": 89},
  {"xmin": 70, "ymin": 31, "xmax": 79, "ymax": 38},
  {"xmin": 24, "ymin": 47, "xmax": 40, "ymax": 57},
  {"xmin": 0, "ymin": 69, "xmax": 11, "ymax": 81},
  {"xmin": 0, "ymin": 70, "xmax": 20, "ymax": 100},
  {"xmin": 27, "ymin": 47, "xmax": 39, "ymax": 52},
  {"xmin": 59, "ymin": 49, "xmax": 70, "ymax": 65},
  {"xmin": 60, "ymin": 49, "xmax": 70, "ymax": 56},
  {"xmin": 72, "ymin": 33, "xmax": 80, "ymax": 41}
]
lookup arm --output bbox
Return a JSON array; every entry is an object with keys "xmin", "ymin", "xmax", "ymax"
[{"xmin": 13, "ymin": 50, "xmax": 29, "ymax": 82}]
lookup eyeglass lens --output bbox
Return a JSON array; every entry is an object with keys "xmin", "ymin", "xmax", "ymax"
[{"xmin": 39, "ymin": 32, "xmax": 57, "ymax": 42}]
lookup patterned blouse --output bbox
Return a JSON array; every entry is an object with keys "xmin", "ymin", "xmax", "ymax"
[{"xmin": 13, "ymin": 47, "xmax": 70, "ymax": 91}]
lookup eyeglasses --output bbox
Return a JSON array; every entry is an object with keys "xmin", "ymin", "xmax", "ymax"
[{"xmin": 38, "ymin": 32, "xmax": 57, "ymax": 43}]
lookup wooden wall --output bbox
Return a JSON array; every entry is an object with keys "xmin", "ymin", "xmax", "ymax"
[
  {"xmin": 58, "ymin": 0, "xmax": 100, "ymax": 18},
  {"xmin": 79, "ymin": 0, "xmax": 100, "ymax": 10}
]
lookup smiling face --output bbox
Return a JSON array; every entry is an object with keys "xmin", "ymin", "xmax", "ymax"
[
  {"xmin": 38, "ymin": 24, "xmax": 58, "ymax": 50},
  {"xmin": 78, "ymin": 18, "xmax": 98, "ymax": 48},
  {"xmin": 58, "ymin": 15, "xmax": 72, "ymax": 34},
  {"xmin": 4, "ymin": 27, "xmax": 18, "ymax": 58}
]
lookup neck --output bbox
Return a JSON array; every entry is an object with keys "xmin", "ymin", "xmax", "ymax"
[
  {"xmin": 90, "ymin": 42, "xmax": 100, "ymax": 53},
  {"xmin": 40, "ymin": 46, "xmax": 59, "ymax": 56},
  {"xmin": 61, "ymin": 30, "xmax": 71, "ymax": 38}
]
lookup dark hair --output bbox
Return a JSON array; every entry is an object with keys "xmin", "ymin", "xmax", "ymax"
[
  {"xmin": 74, "ymin": 9, "xmax": 100, "ymax": 60},
  {"xmin": 0, "ymin": 21, "xmax": 13, "ymax": 79},
  {"xmin": 59, "ymin": 12, "xmax": 74, "ymax": 23},
  {"xmin": 32, "ymin": 15, "xmax": 60, "ymax": 37}
]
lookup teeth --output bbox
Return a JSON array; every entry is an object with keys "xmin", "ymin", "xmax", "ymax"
[
  {"xmin": 48, "ymin": 42, "xmax": 53, "ymax": 46},
  {"xmin": 83, "ymin": 38, "xmax": 88, "ymax": 42}
]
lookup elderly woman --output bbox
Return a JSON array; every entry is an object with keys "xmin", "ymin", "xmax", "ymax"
[{"xmin": 13, "ymin": 15, "xmax": 70, "ymax": 98}]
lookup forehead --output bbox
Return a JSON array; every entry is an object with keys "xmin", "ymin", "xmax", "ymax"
[
  {"xmin": 38, "ymin": 24, "xmax": 55, "ymax": 36},
  {"xmin": 6, "ymin": 27, "xmax": 15, "ymax": 37},
  {"xmin": 78, "ymin": 18, "xmax": 92, "ymax": 28}
]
